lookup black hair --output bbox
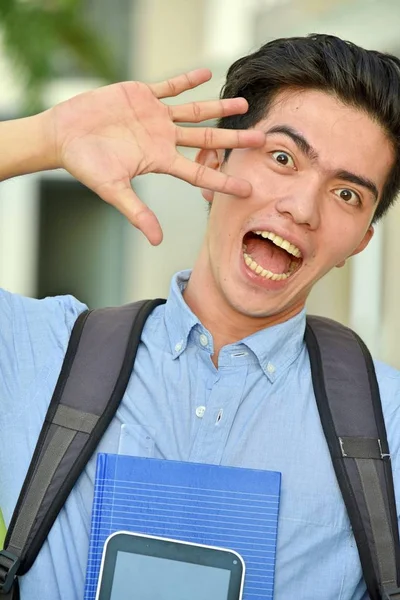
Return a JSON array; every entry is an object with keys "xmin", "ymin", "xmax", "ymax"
[{"xmin": 218, "ymin": 34, "xmax": 400, "ymax": 221}]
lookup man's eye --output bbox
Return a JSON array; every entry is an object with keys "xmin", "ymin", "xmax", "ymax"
[
  {"xmin": 334, "ymin": 188, "xmax": 361, "ymax": 206},
  {"xmin": 271, "ymin": 151, "xmax": 295, "ymax": 168}
]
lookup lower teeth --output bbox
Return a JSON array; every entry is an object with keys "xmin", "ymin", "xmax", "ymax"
[{"xmin": 243, "ymin": 252, "xmax": 293, "ymax": 280}]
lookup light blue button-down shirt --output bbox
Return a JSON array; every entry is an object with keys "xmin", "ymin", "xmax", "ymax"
[{"xmin": 1, "ymin": 270, "xmax": 400, "ymax": 600}]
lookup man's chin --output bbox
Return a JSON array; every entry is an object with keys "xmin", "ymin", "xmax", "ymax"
[
  {"xmin": 222, "ymin": 276, "xmax": 307, "ymax": 323},
  {"xmin": 224, "ymin": 293, "xmax": 294, "ymax": 321}
]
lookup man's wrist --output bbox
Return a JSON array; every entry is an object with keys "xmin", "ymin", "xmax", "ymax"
[{"xmin": 0, "ymin": 110, "xmax": 60, "ymax": 182}]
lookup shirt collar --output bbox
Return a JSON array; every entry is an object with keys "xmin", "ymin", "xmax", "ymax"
[
  {"xmin": 240, "ymin": 309, "xmax": 306, "ymax": 381},
  {"xmin": 164, "ymin": 270, "xmax": 306, "ymax": 381},
  {"xmin": 164, "ymin": 270, "xmax": 200, "ymax": 358}
]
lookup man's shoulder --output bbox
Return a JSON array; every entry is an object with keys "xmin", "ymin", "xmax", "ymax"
[
  {"xmin": 373, "ymin": 359, "xmax": 400, "ymax": 412},
  {"xmin": 0, "ymin": 287, "xmax": 87, "ymax": 333},
  {"xmin": 371, "ymin": 359, "xmax": 400, "ymax": 468},
  {"xmin": 0, "ymin": 288, "xmax": 87, "ymax": 379},
  {"xmin": 374, "ymin": 359, "xmax": 400, "ymax": 379},
  {"xmin": 0, "ymin": 290, "xmax": 89, "ymax": 459}
]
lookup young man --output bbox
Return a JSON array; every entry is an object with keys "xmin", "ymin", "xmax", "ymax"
[{"xmin": 0, "ymin": 33, "xmax": 399, "ymax": 599}]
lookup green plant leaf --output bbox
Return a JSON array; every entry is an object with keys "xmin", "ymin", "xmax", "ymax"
[{"xmin": 0, "ymin": 0, "xmax": 120, "ymax": 113}]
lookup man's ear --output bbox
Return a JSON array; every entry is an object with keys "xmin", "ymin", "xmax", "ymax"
[
  {"xmin": 195, "ymin": 149, "xmax": 223, "ymax": 203},
  {"xmin": 336, "ymin": 226, "xmax": 374, "ymax": 268}
]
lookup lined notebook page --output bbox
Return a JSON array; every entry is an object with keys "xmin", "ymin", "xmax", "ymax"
[{"xmin": 84, "ymin": 454, "xmax": 281, "ymax": 600}]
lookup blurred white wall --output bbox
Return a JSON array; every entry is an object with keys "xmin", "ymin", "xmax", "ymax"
[
  {"xmin": 122, "ymin": 0, "xmax": 208, "ymax": 302},
  {"xmin": 0, "ymin": 0, "xmax": 399, "ymax": 365}
]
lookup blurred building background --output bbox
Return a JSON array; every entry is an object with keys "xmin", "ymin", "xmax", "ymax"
[{"xmin": 0, "ymin": 0, "xmax": 398, "ymax": 366}]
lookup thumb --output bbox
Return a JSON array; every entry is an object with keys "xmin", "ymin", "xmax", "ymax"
[{"xmin": 96, "ymin": 179, "xmax": 163, "ymax": 246}]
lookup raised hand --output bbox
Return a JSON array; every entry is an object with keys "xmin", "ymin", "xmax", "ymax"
[{"xmin": 49, "ymin": 69, "xmax": 265, "ymax": 244}]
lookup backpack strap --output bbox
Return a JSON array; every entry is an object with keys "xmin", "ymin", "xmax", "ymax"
[
  {"xmin": 0, "ymin": 298, "xmax": 165, "ymax": 598},
  {"xmin": 305, "ymin": 315, "xmax": 400, "ymax": 600}
]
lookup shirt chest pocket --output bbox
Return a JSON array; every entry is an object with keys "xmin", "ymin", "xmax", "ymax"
[
  {"xmin": 118, "ymin": 423, "xmax": 156, "ymax": 458},
  {"xmin": 71, "ymin": 422, "xmax": 156, "ymax": 522}
]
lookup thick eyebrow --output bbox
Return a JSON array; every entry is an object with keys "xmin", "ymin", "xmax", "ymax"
[
  {"xmin": 265, "ymin": 124, "xmax": 379, "ymax": 202},
  {"xmin": 266, "ymin": 125, "xmax": 319, "ymax": 163},
  {"xmin": 333, "ymin": 170, "xmax": 379, "ymax": 203}
]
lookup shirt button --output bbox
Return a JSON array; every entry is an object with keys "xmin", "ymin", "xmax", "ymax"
[
  {"xmin": 266, "ymin": 362, "xmax": 276, "ymax": 374},
  {"xmin": 199, "ymin": 334, "xmax": 209, "ymax": 347},
  {"xmin": 195, "ymin": 406, "xmax": 206, "ymax": 418},
  {"xmin": 175, "ymin": 341, "xmax": 183, "ymax": 352}
]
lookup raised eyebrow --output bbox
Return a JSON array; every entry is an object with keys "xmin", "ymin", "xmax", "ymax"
[
  {"xmin": 266, "ymin": 127, "xmax": 379, "ymax": 201},
  {"xmin": 265, "ymin": 125, "xmax": 319, "ymax": 163},
  {"xmin": 334, "ymin": 170, "xmax": 379, "ymax": 202}
]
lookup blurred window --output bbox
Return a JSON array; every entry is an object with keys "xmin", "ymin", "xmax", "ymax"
[{"xmin": 37, "ymin": 178, "xmax": 126, "ymax": 307}]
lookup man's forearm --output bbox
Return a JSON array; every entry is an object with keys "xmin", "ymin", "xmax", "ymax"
[{"xmin": 0, "ymin": 111, "xmax": 57, "ymax": 182}]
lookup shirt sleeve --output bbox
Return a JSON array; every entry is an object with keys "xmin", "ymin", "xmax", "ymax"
[
  {"xmin": 0, "ymin": 288, "xmax": 87, "ymax": 408},
  {"xmin": 375, "ymin": 360, "xmax": 400, "ymax": 520}
]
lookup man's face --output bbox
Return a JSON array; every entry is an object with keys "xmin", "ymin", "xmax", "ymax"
[{"xmin": 197, "ymin": 89, "xmax": 394, "ymax": 320}]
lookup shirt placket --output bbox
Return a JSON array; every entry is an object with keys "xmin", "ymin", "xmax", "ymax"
[{"xmin": 188, "ymin": 350, "xmax": 249, "ymax": 465}]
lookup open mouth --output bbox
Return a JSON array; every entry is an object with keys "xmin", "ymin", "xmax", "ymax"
[{"xmin": 242, "ymin": 230, "xmax": 303, "ymax": 281}]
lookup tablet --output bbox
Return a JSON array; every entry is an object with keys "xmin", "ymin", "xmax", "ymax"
[{"xmin": 95, "ymin": 531, "xmax": 245, "ymax": 600}]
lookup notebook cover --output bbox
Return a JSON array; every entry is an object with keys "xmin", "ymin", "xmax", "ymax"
[{"xmin": 84, "ymin": 454, "xmax": 281, "ymax": 600}]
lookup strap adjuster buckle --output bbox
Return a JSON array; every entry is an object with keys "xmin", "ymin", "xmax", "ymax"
[
  {"xmin": 0, "ymin": 550, "xmax": 20, "ymax": 594},
  {"xmin": 382, "ymin": 586, "xmax": 400, "ymax": 600}
]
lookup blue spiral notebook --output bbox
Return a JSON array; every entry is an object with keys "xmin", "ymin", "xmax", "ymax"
[{"xmin": 84, "ymin": 454, "xmax": 281, "ymax": 600}]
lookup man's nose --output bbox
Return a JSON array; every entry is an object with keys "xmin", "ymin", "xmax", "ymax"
[{"xmin": 275, "ymin": 178, "xmax": 322, "ymax": 230}]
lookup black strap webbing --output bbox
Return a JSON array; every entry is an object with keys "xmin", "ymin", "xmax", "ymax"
[
  {"xmin": 306, "ymin": 315, "xmax": 400, "ymax": 600},
  {"xmin": 0, "ymin": 299, "xmax": 165, "ymax": 595},
  {"xmin": 0, "ymin": 577, "xmax": 19, "ymax": 600}
]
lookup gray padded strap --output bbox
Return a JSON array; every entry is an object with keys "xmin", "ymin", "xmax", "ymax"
[
  {"xmin": 306, "ymin": 315, "xmax": 400, "ymax": 600},
  {"xmin": 355, "ymin": 458, "xmax": 397, "ymax": 586},
  {"xmin": 55, "ymin": 303, "xmax": 156, "ymax": 414},
  {"xmin": 7, "ymin": 405, "xmax": 99, "ymax": 552},
  {"xmin": 14, "ymin": 303, "xmax": 148, "ymax": 554},
  {"xmin": 8, "ymin": 428, "xmax": 76, "ymax": 552},
  {"xmin": 0, "ymin": 299, "xmax": 164, "ymax": 591}
]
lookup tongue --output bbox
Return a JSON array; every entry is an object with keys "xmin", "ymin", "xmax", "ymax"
[{"xmin": 246, "ymin": 238, "xmax": 291, "ymax": 274}]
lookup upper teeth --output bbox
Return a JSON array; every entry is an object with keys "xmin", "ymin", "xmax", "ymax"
[{"xmin": 253, "ymin": 231, "xmax": 302, "ymax": 258}]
